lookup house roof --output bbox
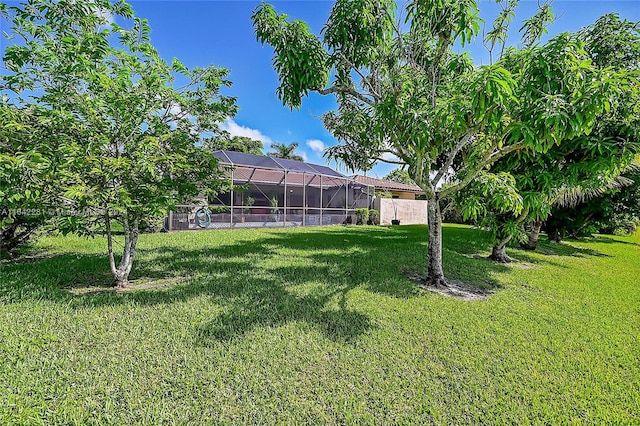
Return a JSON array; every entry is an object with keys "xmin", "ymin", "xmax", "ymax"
[
  {"xmin": 352, "ymin": 175, "xmax": 424, "ymax": 194},
  {"xmin": 212, "ymin": 150, "xmax": 345, "ymax": 178}
]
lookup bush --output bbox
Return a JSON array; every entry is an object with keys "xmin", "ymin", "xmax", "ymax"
[
  {"xmin": 355, "ymin": 208, "xmax": 369, "ymax": 225},
  {"xmin": 441, "ymin": 199, "xmax": 473, "ymax": 224},
  {"xmin": 367, "ymin": 209, "xmax": 379, "ymax": 225},
  {"xmin": 598, "ymin": 215, "xmax": 640, "ymax": 236}
]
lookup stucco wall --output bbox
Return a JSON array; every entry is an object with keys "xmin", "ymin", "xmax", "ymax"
[
  {"xmin": 374, "ymin": 198, "xmax": 428, "ymax": 225},
  {"xmin": 390, "ymin": 191, "xmax": 417, "ymax": 200}
]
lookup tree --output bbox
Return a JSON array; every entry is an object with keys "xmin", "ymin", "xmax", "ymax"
[
  {"xmin": 252, "ymin": 0, "xmax": 618, "ymax": 287},
  {"xmin": 464, "ymin": 13, "xmax": 640, "ymax": 259},
  {"xmin": 0, "ymin": 104, "xmax": 57, "ymax": 256},
  {"xmin": 2, "ymin": 0, "xmax": 237, "ymax": 287},
  {"xmin": 454, "ymin": 171, "xmax": 527, "ymax": 262},
  {"xmin": 546, "ymin": 165, "xmax": 640, "ymax": 241},
  {"xmin": 268, "ymin": 142, "xmax": 304, "ymax": 161},
  {"xmin": 202, "ymin": 131, "xmax": 264, "ymax": 155},
  {"xmin": 384, "ymin": 168, "xmax": 417, "ymax": 186},
  {"xmin": 593, "ymin": 167, "xmax": 640, "ymax": 235}
]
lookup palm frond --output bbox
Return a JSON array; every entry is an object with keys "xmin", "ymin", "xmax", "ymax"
[{"xmin": 552, "ymin": 173, "xmax": 634, "ymax": 208}]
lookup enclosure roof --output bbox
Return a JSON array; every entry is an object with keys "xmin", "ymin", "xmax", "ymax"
[
  {"xmin": 352, "ymin": 175, "xmax": 424, "ymax": 194},
  {"xmin": 213, "ymin": 150, "xmax": 345, "ymax": 178}
]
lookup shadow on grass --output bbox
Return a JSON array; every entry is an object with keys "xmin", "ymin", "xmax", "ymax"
[
  {"xmin": 442, "ymin": 226, "xmax": 611, "ymax": 268},
  {"xmin": 2, "ymin": 225, "xmax": 606, "ymax": 342},
  {"xmin": 505, "ymin": 236, "xmax": 613, "ymax": 266},
  {"xmin": 576, "ymin": 234, "xmax": 640, "ymax": 247}
]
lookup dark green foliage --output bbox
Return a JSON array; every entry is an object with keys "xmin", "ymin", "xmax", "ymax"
[
  {"xmin": 548, "ymin": 167, "xmax": 640, "ymax": 239},
  {"xmin": 202, "ymin": 133, "xmax": 264, "ymax": 155},
  {"xmin": 355, "ymin": 208, "xmax": 369, "ymax": 225},
  {"xmin": 383, "ymin": 169, "xmax": 417, "ymax": 186},
  {"xmin": 367, "ymin": 209, "xmax": 379, "ymax": 225},
  {"xmin": 269, "ymin": 142, "xmax": 304, "ymax": 161},
  {"xmin": 252, "ymin": 3, "xmax": 329, "ymax": 109},
  {"xmin": 598, "ymin": 169, "xmax": 640, "ymax": 235},
  {"xmin": 464, "ymin": 13, "xmax": 640, "ymax": 252},
  {"xmin": 2, "ymin": 0, "xmax": 237, "ymax": 285},
  {"xmin": 0, "ymin": 102, "xmax": 70, "ymax": 255},
  {"xmin": 252, "ymin": 0, "xmax": 625, "ymax": 285}
]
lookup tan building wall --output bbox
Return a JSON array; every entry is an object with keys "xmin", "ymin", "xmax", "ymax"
[
  {"xmin": 374, "ymin": 198, "xmax": 428, "ymax": 225},
  {"xmin": 390, "ymin": 191, "xmax": 417, "ymax": 200}
]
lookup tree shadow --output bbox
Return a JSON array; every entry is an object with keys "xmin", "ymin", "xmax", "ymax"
[
  {"xmin": 575, "ymin": 234, "xmax": 640, "ymax": 247},
  {"xmin": 0, "ymin": 225, "xmax": 526, "ymax": 342},
  {"xmin": 510, "ymin": 237, "xmax": 612, "ymax": 261},
  {"xmin": 440, "ymin": 225, "xmax": 613, "ymax": 268},
  {"xmin": 194, "ymin": 270, "xmax": 371, "ymax": 344}
]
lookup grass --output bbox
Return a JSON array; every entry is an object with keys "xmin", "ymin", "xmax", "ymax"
[{"xmin": 1, "ymin": 224, "xmax": 638, "ymax": 424}]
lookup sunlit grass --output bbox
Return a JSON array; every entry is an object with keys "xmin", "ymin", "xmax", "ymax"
[{"xmin": 1, "ymin": 225, "xmax": 638, "ymax": 424}]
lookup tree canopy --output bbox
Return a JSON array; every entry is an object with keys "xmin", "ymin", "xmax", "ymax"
[
  {"xmin": 384, "ymin": 169, "xmax": 417, "ymax": 186},
  {"xmin": 0, "ymin": 103, "xmax": 60, "ymax": 256},
  {"xmin": 202, "ymin": 132, "xmax": 264, "ymax": 155},
  {"xmin": 268, "ymin": 142, "xmax": 304, "ymax": 161}
]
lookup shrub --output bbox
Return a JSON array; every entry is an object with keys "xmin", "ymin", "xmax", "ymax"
[
  {"xmin": 367, "ymin": 209, "xmax": 379, "ymax": 225},
  {"xmin": 355, "ymin": 208, "xmax": 369, "ymax": 225}
]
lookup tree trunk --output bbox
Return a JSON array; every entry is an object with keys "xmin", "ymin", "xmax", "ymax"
[
  {"xmin": 0, "ymin": 220, "xmax": 37, "ymax": 257},
  {"xmin": 521, "ymin": 218, "xmax": 542, "ymax": 251},
  {"xmin": 490, "ymin": 235, "xmax": 513, "ymax": 263},
  {"xmin": 0, "ymin": 224, "xmax": 17, "ymax": 258},
  {"xmin": 566, "ymin": 213, "xmax": 594, "ymax": 239},
  {"xmin": 491, "ymin": 207, "xmax": 528, "ymax": 262},
  {"xmin": 106, "ymin": 214, "xmax": 139, "ymax": 289},
  {"xmin": 426, "ymin": 198, "xmax": 448, "ymax": 288}
]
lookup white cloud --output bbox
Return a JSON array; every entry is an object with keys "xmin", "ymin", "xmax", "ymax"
[
  {"xmin": 306, "ymin": 139, "xmax": 326, "ymax": 154},
  {"xmin": 381, "ymin": 152, "xmax": 399, "ymax": 162},
  {"xmin": 168, "ymin": 102, "xmax": 182, "ymax": 116},
  {"xmin": 93, "ymin": 7, "xmax": 115, "ymax": 29},
  {"xmin": 219, "ymin": 119, "xmax": 273, "ymax": 149}
]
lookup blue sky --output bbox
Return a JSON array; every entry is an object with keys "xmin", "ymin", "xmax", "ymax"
[{"xmin": 5, "ymin": 1, "xmax": 640, "ymax": 178}]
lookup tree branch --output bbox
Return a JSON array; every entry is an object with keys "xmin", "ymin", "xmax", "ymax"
[
  {"xmin": 337, "ymin": 53, "xmax": 381, "ymax": 102},
  {"xmin": 373, "ymin": 156, "xmax": 406, "ymax": 165},
  {"xmin": 439, "ymin": 140, "xmax": 525, "ymax": 198},
  {"xmin": 431, "ymin": 131, "xmax": 475, "ymax": 187},
  {"xmin": 316, "ymin": 85, "xmax": 375, "ymax": 106}
]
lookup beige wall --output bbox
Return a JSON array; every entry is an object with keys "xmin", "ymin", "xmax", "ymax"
[
  {"xmin": 374, "ymin": 198, "xmax": 428, "ymax": 225},
  {"xmin": 391, "ymin": 191, "xmax": 417, "ymax": 200}
]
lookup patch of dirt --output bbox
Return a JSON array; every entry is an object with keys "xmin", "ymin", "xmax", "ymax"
[
  {"xmin": 419, "ymin": 280, "xmax": 490, "ymax": 301},
  {"xmin": 67, "ymin": 276, "xmax": 187, "ymax": 295},
  {"xmin": 402, "ymin": 271, "xmax": 490, "ymax": 301},
  {"xmin": 67, "ymin": 286, "xmax": 116, "ymax": 296},
  {"xmin": 537, "ymin": 248, "xmax": 557, "ymax": 255},
  {"xmin": 462, "ymin": 253, "xmax": 488, "ymax": 260},
  {"xmin": 119, "ymin": 277, "xmax": 187, "ymax": 291}
]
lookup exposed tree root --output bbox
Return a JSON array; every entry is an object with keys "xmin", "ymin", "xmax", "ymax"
[
  {"xmin": 423, "ymin": 275, "xmax": 450, "ymax": 289},
  {"xmin": 490, "ymin": 244, "xmax": 512, "ymax": 263},
  {"xmin": 402, "ymin": 271, "xmax": 489, "ymax": 300},
  {"xmin": 114, "ymin": 278, "xmax": 129, "ymax": 290},
  {"xmin": 489, "ymin": 253, "xmax": 513, "ymax": 263}
]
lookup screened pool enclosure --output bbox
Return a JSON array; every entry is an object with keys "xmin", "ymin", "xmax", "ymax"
[{"xmin": 167, "ymin": 151, "xmax": 373, "ymax": 230}]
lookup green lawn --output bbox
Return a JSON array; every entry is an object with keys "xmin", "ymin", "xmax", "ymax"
[{"xmin": 1, "ymin": 224, "xmax": 638, "ymax": 424}]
